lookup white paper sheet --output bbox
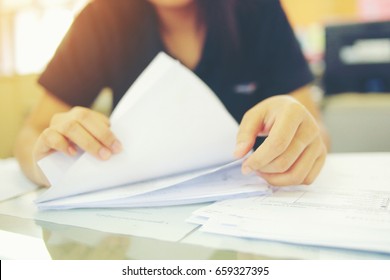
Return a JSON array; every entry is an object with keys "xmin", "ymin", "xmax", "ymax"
[
  {"xmin": 0, "ymin": 158, "xmax": 38, "ymax": 202},
  {"xmin": 191, "ymin": 153, "xmax": 390, "ymax": 254},
  {"xmin": 38, "ymin": 163, "xmax": 269, "ymax": 210},
  {"xmin": 181, "ymin": 230, "xmax": 390, "ymax": 260},
  {"xmin": 36, "ymin": 206, "xmax": 202, "ymax": 242},
  {"xmin": 37, "ymin": 52, "xmax": 240, "ymax": 206}
]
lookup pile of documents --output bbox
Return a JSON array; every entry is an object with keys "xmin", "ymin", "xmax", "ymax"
[
  {"xmin": 36, "ymin": 52, "xmax": 268, "ymax": 210},
  {"xmin": 188, "ymin": 153, "xmax": 390, "ymax": 254}
]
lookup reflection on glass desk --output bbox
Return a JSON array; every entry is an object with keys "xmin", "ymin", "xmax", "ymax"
[{"xmin": 1, "ymin": 212, "xmax": 389, "ymax": 260}]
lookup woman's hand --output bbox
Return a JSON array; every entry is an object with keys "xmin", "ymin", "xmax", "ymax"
[
  {"xmin": 234, "ymin": 94, "xmax": 327, "ymax": 186},
  {"xmin": 33, "ymin": 106, "xmax": 122, "ymax": 163}
]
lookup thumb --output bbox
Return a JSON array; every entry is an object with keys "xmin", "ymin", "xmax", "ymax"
[{"xmin": 234, "ymin": 106, "xmax": 266, "ymax": 158}]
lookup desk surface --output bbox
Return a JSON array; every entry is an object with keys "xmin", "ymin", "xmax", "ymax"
[
  {"xmin": 1, "ymin": 153, "xmax": 390, "ymax": 260},
  {"xmin": 1, "ymin": 212, "xmax": 390, "ymax": 260}
]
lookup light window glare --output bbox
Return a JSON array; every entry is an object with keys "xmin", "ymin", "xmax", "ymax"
[
  {"xmin": 37, "ymin": 0, "xmax": 73, "ymax": 6},
  {"xmin": 0, "ymin": 0, "xmax": 88, "ymax": 75},
  {"xmin": 1, "ymin": 0, "xmax": 33, "ymax": 11},
  {"xmin": 14, "ymin": 8, "xmax": 74, "ymax": 74}
]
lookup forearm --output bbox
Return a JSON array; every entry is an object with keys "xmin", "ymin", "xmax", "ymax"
[{"xmin": 14, "ymin": 124, "xmax": 48, "ymax": 187}]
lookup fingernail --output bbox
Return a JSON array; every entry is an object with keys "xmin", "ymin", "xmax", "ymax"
[
  {"xmin": 68, "ymin": 146, "xmax": 78, "ymax": 156},
  {"xmin": 234, "ymin": 142, "xmax": 248, "ymax": 158},
  {"xmin": 111, "ymin": 140, "xmax": 122, "ymax": 154},
  {"xmin": 99, "ymin": 148, "xmax": 112, "ymax": 160},
  {"xmin": 242, "ymin": 165, "xmax": 253, "ymax": 175}
]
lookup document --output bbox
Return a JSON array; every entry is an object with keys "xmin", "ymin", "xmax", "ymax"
[
  {"xmin": 0, "ymin": 158, "xmax": 37, "ymax": 202},
  {"xmin": 190, "ymin": 153, "xmax": 390, "ymax": 254},
  {"xmin": 36, "ymin": 52, "xmax": 268, "ymax": 209},
  {"xmin": 38, "ymin": 163, "xmax": 269, "ymax": 210}
]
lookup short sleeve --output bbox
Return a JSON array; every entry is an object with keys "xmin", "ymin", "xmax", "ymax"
[
  {"xmin": 260, "ymin": 0, "xmax": 313, "ymax": 96},
  {"xmin": 38, "ymin": 3, "xmax": 109, "ymax": 107}
]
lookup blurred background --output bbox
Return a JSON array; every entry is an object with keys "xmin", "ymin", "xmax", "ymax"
[{"xmin": 1, "ymin": 0, "xmax": 390, "ymax": 158}]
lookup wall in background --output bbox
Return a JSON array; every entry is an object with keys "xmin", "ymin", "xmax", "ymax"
[
  {"xmin": 0, "ymin": 75, "xmax": 43, "ymax": 158},
  {"xmin": 281, "ymin": 0, "xmax": 358, "ymax": 27}
]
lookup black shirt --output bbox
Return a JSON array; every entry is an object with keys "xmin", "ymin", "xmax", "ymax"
[{"xmin": 38, "ymin": 0, "xmax": 313, "ymax": 123}]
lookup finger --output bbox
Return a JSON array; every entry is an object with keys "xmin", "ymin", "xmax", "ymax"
[
  {"xmin": 71, "ymin": 106, "xmax": 110, "ymax": 126},
  {"xmin": 303, "ymin": 147, "xmax": 326, "ymax": 185},
  {"xmin": 258, "ymin": 137, "xmax": 322, "ymax": 186},
  {"xmin": 79, "ymin": 116, "xmax": 121, "ymax": 153},
  {"xmin": 243, "ymin": 108, "xmax": 302, "ymax": 174},
  {"xmin": 234, "ymin": 106, "xmax": 266, "ymax": 158},
  {"xmin": 71, "ymin": 108, "xmax": 122, "ymax": 153},
  {"xmin": 55, "ymin": 120, "xmax": 112, "ymax": 160},
  {"xmin": 40, "ymin": 128, "xmax": 75, "ymax": 157},
  {"xmin": 67, "ymin": 142, "xmax": 78, "ymax": 156},
  {"xmin": 259, "ymin": 118, "xmax": 319, "ymax": 173}
]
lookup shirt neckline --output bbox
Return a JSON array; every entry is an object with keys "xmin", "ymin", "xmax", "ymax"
[{"xmin": 148, "ymin": 7, "xmax": 211, "ymax": 74}]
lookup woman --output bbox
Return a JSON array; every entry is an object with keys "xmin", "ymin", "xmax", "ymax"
[{"xmin": 15, "ymin": 0, "xmax": 329, "ymax": 187}]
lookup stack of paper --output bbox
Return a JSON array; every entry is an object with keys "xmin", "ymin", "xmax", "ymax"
[
  {"xmin": 36, "ymin": 53, "xmax": 268, "ymax": 210},
  {"xmin": 189, "ymin": 153, "xmax": 390, "ymax": 254}
]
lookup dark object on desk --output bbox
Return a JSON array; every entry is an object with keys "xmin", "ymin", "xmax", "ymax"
[{"xmin": 324, "ymin": 20, "xmax": 390, "ymax": 94}]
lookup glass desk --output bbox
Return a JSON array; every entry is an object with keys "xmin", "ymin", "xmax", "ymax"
[{"xmin": 1, "ymin": 209, "xmax": 389, "ymax": 260}]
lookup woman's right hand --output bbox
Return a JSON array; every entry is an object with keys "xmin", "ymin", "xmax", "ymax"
[{"xmin": 33, "ymin": 106, "xmax": 122, "ymax": 163}]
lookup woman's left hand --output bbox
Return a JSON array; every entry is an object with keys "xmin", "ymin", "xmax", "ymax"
[{"xmin": 234, "ymin": 94, "xmax": 327, "ymax": 186}]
